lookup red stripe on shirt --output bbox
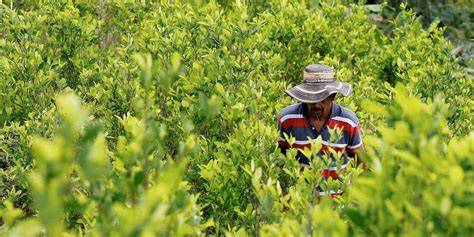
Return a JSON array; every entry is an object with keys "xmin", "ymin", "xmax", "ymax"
[
  {"xmin": 281, "ymin": 118, "xmax": 309, "ymax": 130},
  {"xmin": 278, "ymin": 140, "xmax": 289, "ymax": 148},
  {"xmin": 321, "ymin": 144, "xmax": 345, "ymax": 153},
  {"xmin": 281, "ymin": 142, "xmax": 346, "ymax": 153},
  {"xmin": 347, "ymin": 144, "xmax": 363, "ymax": 154},
  {"xmin": 321, "ymin": 170, "xmax": 339, "ymax": 179},
  {"xmin": 290, "ymin": 143, "xmax": 311, "ymax": 149},
  {"xmin": 327, "ymin": 119, "xmax": 359, "ymax": 137}
]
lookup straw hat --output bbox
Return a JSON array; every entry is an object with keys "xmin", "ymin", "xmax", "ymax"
[{"xmin": 286, "ymin": 64, "xmax": 352, "ymax": 103}]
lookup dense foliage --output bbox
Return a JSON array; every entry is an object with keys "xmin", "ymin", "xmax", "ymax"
[
  {"xmin": 0, "ymin": 1, "xmax": 472, "ymax": 235},
  {"xmin": 375, "ymin": 0, "xmax": 474, "ymax": 68}
]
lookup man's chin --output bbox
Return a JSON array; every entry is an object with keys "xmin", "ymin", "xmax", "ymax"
[{"xmin": 310, "ymin": 111, "xmax": 323, "ymax": 118}]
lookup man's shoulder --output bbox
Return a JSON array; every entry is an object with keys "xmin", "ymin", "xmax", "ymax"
[
  {"xmin": 278, "ymin": 103, "xmax": 304, "ymax": 118},
  {"xmin": 333, "ymin": 103, "xmax": 360, "ymax": 126}
]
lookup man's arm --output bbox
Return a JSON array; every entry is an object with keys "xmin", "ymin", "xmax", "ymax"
[
  {"xmin": 347, "ymin": 122, "xmax": 365, "ymax": 170},
  {"xmin": 277, "ymin": 116, "xmax": 289, "ymax": 156}
]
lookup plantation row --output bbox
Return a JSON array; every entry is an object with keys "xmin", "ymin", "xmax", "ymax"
[{"xmin": 0, "ymin": 1, "xmax": 473, "ymax": 236}]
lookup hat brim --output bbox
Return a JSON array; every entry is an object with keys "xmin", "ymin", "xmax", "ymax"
[{"xmin": 285, "ymin": 81, "xmax": 352, "ymax": 103}]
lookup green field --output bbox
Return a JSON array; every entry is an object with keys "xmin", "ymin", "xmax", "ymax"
[{"xmin": 0, "ymin": 1, "xmax": 473, "ymax": 236}]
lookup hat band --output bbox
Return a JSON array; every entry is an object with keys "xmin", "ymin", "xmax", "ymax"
[{"xmin": 303, "ymin": 71, "xmax": 335, "ymax": 83}]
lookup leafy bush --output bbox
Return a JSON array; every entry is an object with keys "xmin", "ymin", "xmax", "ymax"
[{"xmin": 352, "ymin": 84, "xmax": 473, "ymax": 236}]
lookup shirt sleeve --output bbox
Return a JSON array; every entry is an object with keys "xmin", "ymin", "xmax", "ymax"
[
  {"xmin": 347, "ymin": 122, "xmax": 363, "ymax": 154},
  {"xmin": 277, "ymin": 116, "xmax": 289, "ymax": 155}
]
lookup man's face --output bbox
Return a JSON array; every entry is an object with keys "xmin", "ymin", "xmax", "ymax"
[{"xmin": 306, "ymin": 94, "xmax": 334, "ymax": 119}]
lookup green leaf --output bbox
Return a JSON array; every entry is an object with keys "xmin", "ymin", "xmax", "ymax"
[{"xmin": 134, "ymin": 171, "xmax": 145, "ymax": 187}]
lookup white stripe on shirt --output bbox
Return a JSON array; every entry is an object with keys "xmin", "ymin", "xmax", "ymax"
[
  {"xmin": 331, "ymin": 116, "xmax": 357, "ymax": 128},
  {"xmin": 292, "ymin": 139, "xmax": 347, "ymax": 148},
  {"xmin": 280, "ymin": 114, "xmax": 305, "ymax": 123},
  {"xmin": 318, "ymin": 189, "xmax": 343, "ymax": 196},
  {"xmin": 347, "ymin": 141, "xmax": 363, "ymax": 149}
]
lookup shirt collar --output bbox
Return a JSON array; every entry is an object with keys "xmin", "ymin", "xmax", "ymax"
[{"xmin": 328, "ymin": 102, "xmax": 337, "ymax": 119}]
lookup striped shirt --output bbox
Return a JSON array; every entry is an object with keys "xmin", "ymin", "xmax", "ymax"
[{"xmin": 277, "ymin": 102, "xmax": 363, "ymax": 196}]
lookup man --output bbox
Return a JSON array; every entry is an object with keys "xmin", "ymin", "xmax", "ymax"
[{"xmin": 277, "ymin": 64, "xmax": 364, "ymax": 196}]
